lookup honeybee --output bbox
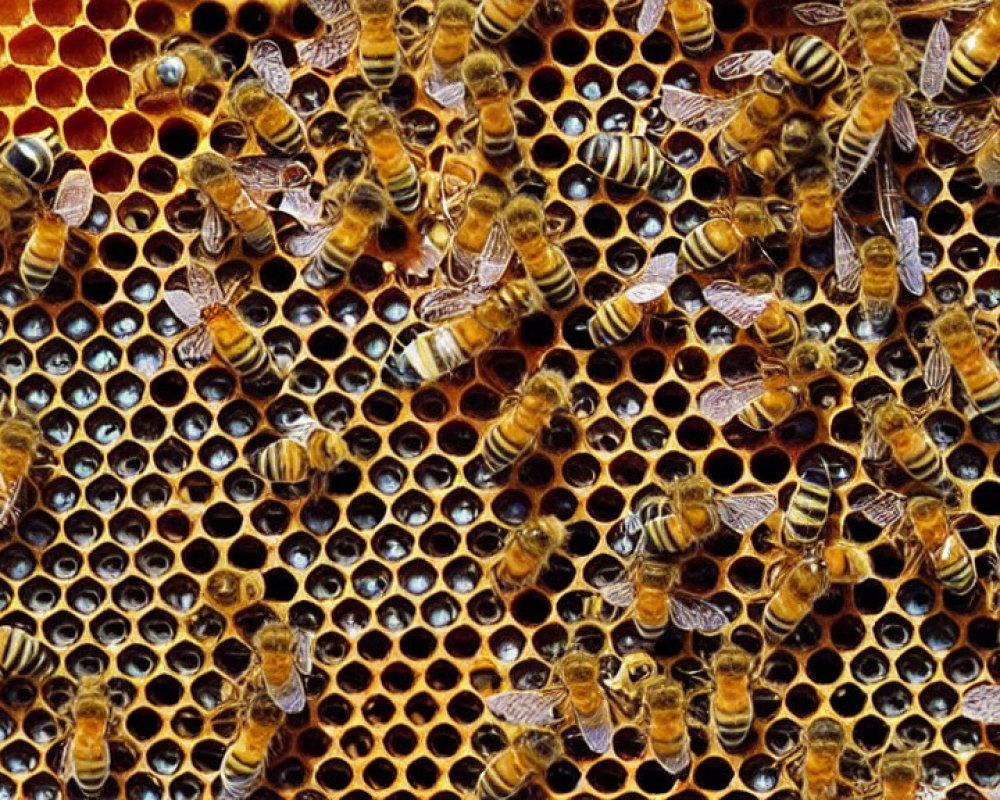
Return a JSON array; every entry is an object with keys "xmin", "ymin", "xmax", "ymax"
[
  {"xmin": 439, "ymin": 182, "xmax": 513, "ymax": 287},
  {"xmin": 0, "ymin": 394, "xmax": 43, "ymax": 531},
  {"xmin": 858, "ymin": 396, "xmax": 947, "ymax": 488},
  {"xmin": 744, "ymin": 114, "xmax": 825, "ymax": 184},
  {"xmin": 762, "ymin": 552, "xmax": 830, "ymax": 642},
  {"xmin": 709, "ymin": 643, "xmax": 757, "ymax": 749},
  {"xmin": 935, "ymin": 0, "xmax": 1000, "ymax": 98},
  {"xmin": 420, "ymin": 0, "xmax": 476, "ymax": 109},
  {"xmin": 284, "ymin": 179, "xmax": 389, "ymax": 289},
  {"xmin": 492, "ymin": 515, "xmax": 565, "ymax": 593},
  {"xmin": 19, "ymin": 169, "xmax": 93, "ymax": 298},
  {"xmin": 249, "ymin": 413, "xmax": 350, "ymax": 488},
  {"xmin": 794, "ymin": 159, "xmax": 838, "ymax": 236},
  {"xmin": 353, "ymin": 0, "xmax": 402, "ymax": 89},
  {"xmin": 876, "ymin": 750, "xmax": 943, "ymax": 800},
  {"xmin": 487, "ymin": 651, "xmax": 615, "ymax": 753},
  {"xmin": 642, "ymin": 677, "xmax": 694, "ymax": 774},
  {"xmin": 477, "ymin": 728, "xmax": 562, "ymax": 800},
  {"xmin": 349, "ymin": 95, "xmax": 421, "ymax": 214},
  {"xmin": 922, "ymin": 304, "xmax": 1000, "ymax": 423},
  {"xmin": 619, "ymin": 475, "xmax": 778, "ymax": 559},
  {"xmin": 229, "ymin": 41, "xmax": 306, "ymax": 156},
  {"xmin": 823, "ymin": 539, "xmax": 872, "ymax": 583},
  {"xmin": 163, "ymin": 262, "xmax": 283, "ymax": 386},
  {"xmin": 133, "ymin": 43, "xmax": 226, "ymax": 108},
  {"xmin": 250, "ymin": 621, "xmax": 314, "ymax": 714},
  {"xmin": 634, "ymin": 0, "xmax": 714, "ymax": 54},
  {"xmin": 0, "ymin": 625, "xmax": 56, "ymax": 679},
  {"xmin": 218, "ymin": 692, "xmax": 285, "ymax": 800},
  {"xmin": 0, "ymin": 128, "xmax": 63, "ymax": 230},
  {"xmin": 62, "ymin": 676, "xmax": 114, "ymax": 798},
  {"xmin": 914, "ymin": 98, "xmax": 1000, "ymax": 184},
  {"xmin": 698, "ymin": 365, "xmax": 805, "ymax": 431},
  {"xmin": 390, "ymin": 277, "xmax": 541, "ymax": 385},
  {"xmin": 504, "ymin": 195, "xmax": 579, "ymax": 308},
  {"xmin": 463, "ymin": 52, "xmax": 520, "ymax": 165},
  {"xmin": 578, "ymin": 132, "xmax": 681, "ymax": 195},
  {"xmin": 857, "ymin": 492, "xmax": 978, "ymax": 597},
  {"xmin": 703, "ymin": 275, "xmax": 802, "ymax": 352},
  {"xmin": 473, "ymin": 0, "xmax": 541, "ymax": 44},
  {"xmin": 588, "ymin": 252, "xmax": 679, "ymax": 347},
  {"xmin": 295, "ymin": 0, "xmax": 362, "ymax": 71},
  {"xmin": 785, "ymin": 718, "xmax": 845, "ymax": 800},
  {"xmin": 598, "ymin": 558, "xmax": 729, "ymax": 640},
  {"xmin": 680, "ymin": 197, "xmax": 797, "ymax": 272},
  {"xmin": 783, "ymin": 460, "xmax": 833, "ymax": 547},
  {"xmin": 479, "ymin": 369, "xmax": 570, "ymax": 475}
]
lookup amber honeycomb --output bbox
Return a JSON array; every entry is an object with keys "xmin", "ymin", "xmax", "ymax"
[{"xmin": 0, "ymin": 0, "xmax": 998, "ymax": 798}]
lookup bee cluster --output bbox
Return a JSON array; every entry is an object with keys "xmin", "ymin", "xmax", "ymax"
[{"xmin": 1, "ymin": 0, "xmax": 1000, "ymax": 798}]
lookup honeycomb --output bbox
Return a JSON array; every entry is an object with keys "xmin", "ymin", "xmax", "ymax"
[{"xmin": 0, "ymin": 0, "xmax": 997, "ymax": 798}]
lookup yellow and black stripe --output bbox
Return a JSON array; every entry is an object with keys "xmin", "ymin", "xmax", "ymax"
[{"xmin": 579, "ymin": 133, "xmax": 676, "ymax": 193}]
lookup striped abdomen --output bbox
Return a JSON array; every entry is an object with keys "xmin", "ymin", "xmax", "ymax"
[
  {"xmin": 782, "ymin": 466, "xmax": 831, "ymax": 546},
  {"xmin": 519, "ymin": 240, "xmax": 578, "ymax": 308},
  {"xmin": 206, "ymin": 306, "xmax": 280, "ymax": 385},
  {"xmin": 579, "ymin": 133, "xmax": 674, "ymax": 192},
  {"xmin": 669, "ymin": 0, "xmax": 714, "ymax": 54},
  {"xmin": 943, "ymin": 2, "xmax": 1000, "ymax": 98},
  {"xmin": 589, "ymin": 295, "xmax": 643, "ymax": 346},
  {"xmin": 0, "ymin": 626, "xmax": 54, "ymax": 679},
  {"xmin": 473, "ymin": 0, "xmax": 536, "ymax": 45},
  {"xmin": 250, "ymin": 439, "xmax": 311, "ymax": 483},
  {"xmin": 934, "ymin": 535, "xmax": 976, "ymax": 595},
  {"xmin": 636, "ymin": 499, "xmax": 692, "ymax": 556}
]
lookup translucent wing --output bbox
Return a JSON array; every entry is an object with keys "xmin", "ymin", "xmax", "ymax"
[
  {"xmin": 487, "ymin": 690, "xmax": 566, "ymax": 725},
  {"xmin": 265, "ymin": 669, "xmax": 306, "ymax": 714},
  {"xmin": 637, "ymin": 0, "xmax": 665, "ymax": 34},
  {"xmin": 297, "ymin": 25, "xmax": 361, "ymax": 70},
  {"xmin": 953, "ymin": 115, "xmax": 998, "ymax": 154},
  {"xmin": 0, "ymin": 475, "xmax": 24, "ymax": 531},
  {"xmin": 176, "ymin": 326, "xmax": 214, "ymax": 366},
  {"xmin": 305, "ymin": 0, "xmax": 353, "ymax": 22},
  {"xmin": 293, "ymin": 629, "xmax": 314, "ymax": 675},
  {"xmin": 250, "ymin": 39, "xmax": 292, "ymax": 97},
  {"xmin": 897, "ymin": 216, "xmax": 925, "ymax": 296},
  {"xmin": 599, "ymin": 576, "xmax": 637, "ymax": 608},
  {"xmin": 856, "ymin": 491, "xmax": 906, "ymax": 527},
  {"xmin": 924, "ymin": 343, "xmax": 951, "ymax": 393},
  {"xmin": 654, "ymin": 744, "xmax": 691, "ymax": 775},
  {"xmin": 961, "ymin": 684, "xmax": 1000, "ymax": 722},
  {"xmin": 477, "ymin": 224, "xmax": 513, "ymax": 287},
  {"xmin": 891, "ymin": 99, "xmax": 918, "ymax": 152},
  {"xmin": 52, "ymin": 170, "xmax": 94, "ymax": 228},
  {"xmin": 792, "ymin": 2, "xmax": 847, "ymax": 24},
  {"xmin": 835, "ymin": 128, "xmax": 881, "ymax": 190},
  {"xmin": 163, "ymin": 290, "xmax": 205, "ymax": 328},
  {"xmin": 716, "ymin": 491, "xmax": 778, "ymax": 532},
  {"xmin": 424, "ymin": 73, "xmax": 466, "ymax": 109},
  {"xmin": 920, "ymin": 19, "xmax": 949, "ymax": 99},
  {"xmin": 279, "ymin": 188, "xmax": 324, "ymax": 226},
  {"xmin": 702, "ymin": 281, "xmax": 772, "ymax": 328},
  {"xmin": 416, "ymin": 286, "xmax": 490, "ymax": 323},
  {"xmin": 661, "ymin": 86, "xmax": 742, "ymax": 132},
  {"xmin": 574, "ymin": 698, "xmax": 613, "ymax": 754},
  {"xmin": 285, "ymin": 225, "xmax": 333, "ymax": 258},
  {"xmin": 283, "ymin": 416, "xmax": 322, "ymax": 446},
  {"xmin": 862, "ymin": 429, "xmax": 890, "ymax": 463},
  {"xmin": 232, "ymin": 157, "xmax": 312, "ymax": 192},
  {"xmin": 713, "ymin": 50, "xmax": 775, "ymax": 80},
  {"xmin": 201, "ymin": 202, "xmax": 228, "ymax": 256},
  {"xmin": 187, "ymin": 262, "xmax": 225, "ymax": 305},
  {"xmin": 834, "ymin": 214, "xmax": 863, "ymax": 293},
  {"xmin": 644, "ymin": 252, "xmax": 679, "ymax": 283},
  {"xmin": 914, "ymin": 786, "xmax": 947, "ymax": 800},
  {"xmin": 698, "ymin": 382, "xmax": 765, "ymax": 424},
  {"xmin": 912, "ymin": 101, "xmax": 965, "ymax": 139},
  {"xmin": 403, "ymin": 237, "xmax": 443, "ymax": 280},
  {"xmin": 668, "ymin": 593, "xmax": 729, "ymax": 632},
  {"xmin": 625, "ymin": 280, "xmax": 668, "ymax": 304}
]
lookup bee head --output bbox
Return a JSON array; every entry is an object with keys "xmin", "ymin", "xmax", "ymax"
[
  {"xmin": 788, "ymin": 340, "xmax": 829, "ymax": 376},
  {"xmin": 803, "ymin": 717, "xmax": 846, "ymax": 750},
  {"xmin": 848, "ymin": 0, "xmax": 893, "ymax": 32},
  {"xmin": 790, "ymin": 556, "xmax": 828, "ymax": 595},
  {"xmin": 714, "ymin": 644, "xmax": 752, "ymax": 675},
  {"xmin": 503, "ymin": 194, "xmax": 546, "ymax": 242},
  {"xmin": 349, "ymin": 95, "xmax": 393, "ymax": 133},
  {"xmin": 559, "ymin": 651, "xmax": 599, "ymax": 684},
  {"xmin": 255, "ymin": 621, "xmax": 295, "ymax": 653},
  {"xmin": 524, "ymin": 369, "xmax": 571, "ymax": 408},
  {"xmin": 881, "ymin": 751, "xmax": 922, "ymax": 782},
  {"xmin": 521, "ymin": 516, "xmax": 564, "ymax": 554},
  {"xmin": 462, "ymin": 51, "xmax": 507, "ymax": 98},
  {"xmin": 437, "ymin": 0, "xmax": 476, "ymax": 28},
  {"xmin": 186, "ymin": 152, "xmax": 229, "ymax": 187}
]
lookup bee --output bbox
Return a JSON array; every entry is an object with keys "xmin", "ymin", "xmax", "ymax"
[
  {"xmin": 578, "ymin": 132, "xmax": 681, "ymax": 195},
  {"xmin": 588, "ymin": 253, "xmax": 679, "ymax": 347},
  {"xmin": 703, "ymin": 275, "xmax": 802, "ymax": 352},
  {"xmin": 634, "ymin": 0, "xmax": 714, "ymax": 54},
  {"xmin": 0, "ymin": 395, "xmax": 43, "ymax": 531},
  {"xmin": 679, "ymin": 197, "xmax": 797, "ymax": 272},
  {"xmin": 163, "ymin": 262, "xmax": 283, "ymax": 386},
  {"xmin": 349, "ymin": 95, "xmax": 421, "ymax": 214},
  {"xmin": 462, "ymin": 52, "xmax": 520, "ymax": 165},
  {"xmin": 62, "ymin": 676, "xmax": 113, "ymax": 798},
  {"xmin": 355, "ymin": 0, "xmax": 402, "ymax": 90},
  {"xmin": 439, "ymin": 182, "xmax": 513, "ymax": 287},
  {"xmin": 248, "ymin": 414, "xmax": 350, "ymax": 488},
  {"xmin": 392, "ymin": 277, "xmax": 541, "ymax": 385},
  {"xmin": 473, "ymin": 0, "xmax": 540, "ymax": 45},
  {"xmin": 598, "ymin": 557, "xmax": 729, "ymax": 640},
  {"xmin": 709, "ymin": 643, "xmax": 757, "ymax": 749},
  {"xmin": 786, "ymin": 718, "xmax": 845, "ymax": 800},
  {"xmin": 642, "ymin": 677, "xmax": 694, "ymax": 774},
  {"xmin": 783, "ymin": 460, "xmax": 833, "ymax": 547},
  {"xmin": 0, "ymin": 128, "xmax": 63, "ymax": 230},
  {"xmin": 218, "ymin": 692, "xmax": 285, "ymax": 800},
  {"xmin": 284, "ymin": 179, "xmax": 389, "ymax": 289},
  {"xmin": 491, "ymin": 515, "xmax": 565, "ymax": 593},
  {"xmin": 823, "ymin": 537, "xmax": 872, "ymax": 584},
  {"xmin": 762, "ymin": 552, "xmax": 830, "ymax": 642},
  {"xmin": 922, "ymin": 304, "xmax": 1000, "ymax": 422},
  {"xmin": 937, "ymin": 0, "xmax": 1000, "ymax": 98},
  {"xmin": 858, "ymin": 396, "xmax": 947, "ymax": 487},
  {"xmin": 794, "ymin": 159, "xmax": 837, "ymax": 236},
  {"xmin": 698, "ymin": 367, "xmax": 803, "ymax": 431},
  {"xmin": 620, "ymin": 475, "xmax": 778, "ymax": 559},
  {"xmin": 133, "ymin": 43, "xmax": 226, "ymax": 108},
  {"xmin": 0, "ymin": 625, "xmax": 56, "ymax": 679},
  {"xmin": 487, "ymin": 651, "xmax": 615, "ymax": 753},
  {"xmin": 477, "ymin": 728, "xmax": 562, "ymax": 800},
  {"xmin": 504, "ymin": 195, "xmax": 579, "ymax": 308},
  {"xmin": 19, "ymin": 169, "xmax": 93, "ymax": 298},
  {"xmin": 228, "ymin": 41, "xmax": 306, "ymax": 156},
  {"xmin": 744, "ymin": 113, "xmax": 825, "ymax": 184},
  {"xmin": 479, "ymin": 369, "xmax": 570, "ymax": 475},
  {"xmin": 420, "ymin": 0, "xmax": 476, "ymax": 108},
  {"xmin": 877, "ymin": 750, "xmax": 942, "ymax": 800},
  {"xmin": 250, "ymin": 621, "xmax": 314, "ymax": 715}
]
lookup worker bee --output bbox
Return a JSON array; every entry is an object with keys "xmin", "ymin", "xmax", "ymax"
[
  {"xmin": 930, "ymin": 0, "xmax": 1000, "ymax": 98},
  {"xmin": 641, "ymin": 677, "xmax": 694, "ymax": 774},
  {"xmin": 218, "ymin": 692, "xmax": 285, "ymax": 800},
  {"xmin": 479, "ymin": 369, "xmax": 570, "ymax": 476},
  {"xmin": 133, "ymin": 43, "xmax": 226, "ymax": 108},
  {"xmin": 349, "ymin": 95, "xmax": 421, "ymax": 214},
  {"xmin": 619, "ymin": 475, "xmax": 778, "ymax": 559},
  {"xmin": 390, "ymin": 277, "xmax": 541, "ymax": 385},
  {"xmin": 437, "ymin": 182, "xmax": 512, "ymax": 287},
  {"xmin": 19, "ymin": 169, "xmax": 93, "ymax": 298},
  {"xmin": 679, "ymin": 196, "xmax": 797, "ymax": 272},
  {"xmin": 708, "ymin": 643, "xmax": 757, "ymax": 749},
  {"xmin": 858, "ymin": 396, "xmax": 947, "ymax": 488},
  {"xmin": 61, "ymin": 676, "xmax": 114, "ymax": 798},
  {"xmin": 229, "ymin": 41, "xmax": 306, "ymax": 156},
  {"xmin": 477, "ymin": 728, "xmax": 562, "ymax": 800},
  {"xmin": 578, "ymin": 132, "xmax": 682, "ymax": 195},
  {"xmin": 248, "ymin": 413, "xmax": 350, "ymax": 488},
  {"xmin": 588, "ymin": 252, "xmax": 679, "ymax": 347},
  {"xmin": 0, "ymin": 624, "xmax": 56, "ymax": 679},
  {"xmin": 250, "ymin": 621, "xmax": 314, "ymax": 715},
  {"xmin": 875, "ymin": 750, "xmax": 944, "ymax": 800},
  {"xmin": 744, "ymin": 113, "xmax": 825, "ymax": 184},
  {"xmin": 0, "ymin": 394, "xmax": 43, "ymax": 531},
  {"xmin": 823, "ymin": 538, "xmax": 872, "ymax": 583},
  {"xmin": 785, "ymin": 718, "xmax": 846, "ymax": 800},
  {"xmin": 783, "ymin": 460, "xmax": 834, "ymax": 547},
  {"xmin": 762, "ymin": 551, "xmax": 831, "ymax": 642},
  {"xmin": 698, "ymin": 366, "xmax": 803, "ymax": 431},
  {"xmin": 703, "ymin": 275, "xmax": 802, "ymax": 352},
  {"xmin": 492, "ymin": 515, "xmax": 565, "ymax": 593},
  {"xmin": 462, "ymin": 52, "xmax": 520, "ymax": 165},
  {"xmin": 913, "ymin": 98, "xmax": 1000, "ymax": 184},
  {"xmin": 794, "ymin": 159, "xmax": 838, "ymax": 236},
  {"xmin": 418, "ymin": 0, "xmax": 476, "ymax": 109},
  {"xmin": 295, "ymin": 0, "xmax": 362, "ymax": 71},
  {"xmin": 0, "ymin": 128, "xmax": 63, "ymax": 231},
  {"xmin": 633, "ymin": 0, "xmax": 714, "ymax": 54},
  {"xmin": 504, "ymin": 194, "xmax": 579, "ymax": 308},
  {"xmin": 473, "ymin": 0, "xmax": 541, "ymax": 45},
  {"xmin": 163, "ymin": 262, "xmax": 283, "ymax": 386},
  {"xmin": 352, "ymin": 0, "xmax": 402, "ymax": 90},
  {"xmin": 487, "ymin": 651, "xmax": 615, "ymax": 753}
]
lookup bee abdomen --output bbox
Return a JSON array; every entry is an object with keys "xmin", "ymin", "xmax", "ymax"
[
  {"xmin": 0, "ymin": 626, "xmax": 55, "ymax": 679},
  {"xmin": 713, "ymin": 709, "xmax": 752, "ymax": 748},
  {"xmin": 531, "ymin": 252, "xmax": 578, "ymax": 309},
  {"xmin": 250, "ymin": 440, "xmax": 311, "ymax": 483},
  {"xmin": 589, "ymin": 297, "xmax": 642, "ymax": 347},
  {"xmin": 482, "ymin": 423, "xmax": 530, "ymax": 474},
  {"xmin": 360, "ymin": 54, "xmax": 402, "ymax": 89},
  {"xmin": 386, "ymin": 165, "xmax": 421, "ymax": 214},
  {"xmin": 3, "ymin": 131, "xmax": 60, "ymax": 186}
]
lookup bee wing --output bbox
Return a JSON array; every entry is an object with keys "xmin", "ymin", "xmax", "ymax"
[
  {"xmin": 625, "ymin": 280, "xmax": 668, "ymax": 304},
  {"xmin": 716, "ymin": 491, "xmax": 778, "ymax": 533},
  {"xmin": 835, "ymin": 128, "xmax": 882, "ymax": 190},
  {"xmin": 862, "ymin": 429, "xmax": 890, "ymax": 462},
  {"xmin": 487, "ymin": 689, "xmax": 566, "ymax": 725},
  {"xmin": 897, "ymin": 216, "xmax": 925, "ymax": 296},
  {"xmin": 912, "ymin": 100, "xmax": 965, "ymax": 140},
  {"xmin": 668, "ymin": 593, "xmax": 729, "ymax": 632},
  {"xmin": 915, "ymin": 786, "xmax": 948, "ymax": 800},
  {"xmin": 576, "ymin": 697, "xmax": 613, "ymax": 754},
  {"xmin": 52, "ymin": 170, "xmax": 94, "ymax": 228},
  {"xmin": 961, "ymin": 684, "xmax": 1000, "ymax": 722},
  {"xmin": 415, "ymin": 286, "xmax": 490, "ymax": 323},
  {"xmin": 655, "ymin": 745, "xmax": 692, "ymax": 776},
  {"xmin": 702, "ymin": 281, "xmax": 772, "ymax": 328},
  {"xmin": 477, "ymin": 225, "xmax": 514, "ymax": 288},
  {"xmin": 661, "ymin": 86, "xmax": 742, "ymax": 132},
  {"xmin": 232, "ymin": 157, "xmax": 312, "ymax": 192},
  {"xmin": 304, "ymin": 0, "xmax": 353, "ymax": 22},
  {"xmin": 163, "ymin": 290, "xmax": 204, "ymax": 328},
  {"xmin": 792, "ymin": 2, "xmax": 847, "ymax": 24},
  {"xmin": 920, "ymin": 19, "xmax": 950, "ymax": 99},
  {"xmin": 924, "ymin": 342, "xmax": 951, "ymax": 393},
  {"xmin": 424, "ymin": 72, "xmax": 467, "ymax": 109},
  {"xmin": 612, "ymin": 513, "xmax": 645, "ymax": 557},
  {"xmin": 600, "ymin": 576, "xmax": 637, "ymax": 608},
  {"xmin": 201, "ymin": 202, "xmax": 228, "ymax": 257},
  {"xmin": 0, "ymin": 475, "xmax": 24, "ymax": 531},
  {"xmin": 697, "ymin": 381, "xmax": 765, "ymax": 424},
  {"xmin": 953, "ymin": 115, "xmax": 998, "ymax": 154},
  {"xmin": 284, "ymin": 225, "xmax": 333, "ymax": 258},
  {"xmin": 833, "ymin": 214, "xmax": 863, "ymax": 293},
  {"xmin": 279, "ymin": 188, "xmax": 324, "ymax": 226},
  {"xmin": 405, "ymin": 237, "xmax": 444, "ymax": 281},
  {"xmin": 176, "ymin": 326, "xmax": 214, "ymax": 366},
  {"xmin": 250, "ymin": 39, "xmax": 293, "ymax": 97},
  {"xmin": 890, "ymin": 98, "xmax": 918, "ymax": 152},
  {"xmin": 637, "ymin": 0, "xmax": 665, "ymax": 34},
  {"xmin": 297, "ymin": 24, "xmax": 361, "ymax": 70},
  {"xmin": 284, "ymin": 416, "xmax": 323, "ymax": 446},
  {"xmin": 855, "ymin": 491, "xmax": 906, "ymax": 527},
  {"xmin": 294, "ymin": 629, "xmax": 314, "ymax": 675},
  {"xmin": 266, "ymin": 669, "xmax": 307, "ymax": 714},
  {"xmin": 187, "ymin": 262, "xmax": 225, "ymax": 306},
  {"xmin": 713, "ymin": 50, "xmax": 775, "ymax": 81}
]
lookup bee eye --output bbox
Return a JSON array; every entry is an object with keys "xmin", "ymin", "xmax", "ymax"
[{"xmin": 157, "ymin": 57, "xmax": 186, "ymax": 87}]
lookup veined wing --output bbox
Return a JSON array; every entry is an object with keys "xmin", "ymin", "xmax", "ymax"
[
  {"xmin": 297, "ymin": 25, "xmax": 361, "ymax": 70},
  {"xmin": 164, "ymin": 290, "xmax": 205, "ymax": 328},
  {"xmin": 637, "ymin": 0, "xmax": 665, "ymax": 34},
  {"xmin": 285, "ymin": 225, "xmax": 333, "ymax": 258},
  {"xmin": 668, "ymin": 593, "xmax": 729, "ymax": 631},
  {"xmin": 716, "ymin": 491, "xmax": 778, "ymax": 532},
  {"xmin": 897, "ymin": 216, "xmax": 925, "ymax": 296},
  {"xmin": 250, "ymin": 39, "xmax": 292, "ymax": 97},
  {"xmin": 187, "ymin": 262, "xmax": 224, "ymax": 306},
  {"xmin": 920, "ymin": 19, "xmax": 949, "ymax": 98},
  {"xmin": 416, "ymin": 285, "xmax": 491, "ymax": 323},
  {"xmin": 891, "ymin": 98, "xmax": 918, "ymax": 152},
  {"xmin": 661, "ymin": 86, "xmax": 742, "ymax": 132},
  {"xmin": 425, "ymin": 72, "xmax": 466, "ymax": 109},
  {"xmin": 52, "ymin": 170, "xmax": 94, "ymax": 228},
  {"xmin": 961, "ymin": 684, "xmax": 1000, "ymax": 722},
  {"xmin": 834, "ymin": 214, "xmax": 862, "ymax": 293},
  {"xmin": 264, "ymin": 668, "xmax": 306, "ymax": 714},
  {"xmin": 713, "ymin": 50, "xmax": 775, "ymax": 80},
  {"xmin": 793, "ymin": 2, "xmax": 848, "ymax": 25},
  {"xmin": 487, "ymin": 689, "xmax": 566, "ymax": 725},
  {"xmin": 599, "ymin": 576, "xmax": 637, "ymax": 608},
  {"xmin": 855, "ymin": 491, "xmax": 906, "ymax": 527},
  {"xmin": 698, "ymin": 382, "xmax": 765, "ymax": 424},
  {"xmin": 232, "ymin": 157, "xmax": 312, "ymax": 192},
  {"xmin": 176, "ymin": 326, "xmax": 215, "ymax": 366},
  {"xmin": 294, "ymin": 629, "xmax": 314, "ymax": 675},
  {"xmin": 703, "ymin": 281, "xmax": 772, "ymax": 328},
  {"xmin": 279, "ymin": 188, "xmax": 324, "ymax": 226},
  {"xmin": 477, "ymin": 224, "xmax": 513, "ymax": 287}
]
